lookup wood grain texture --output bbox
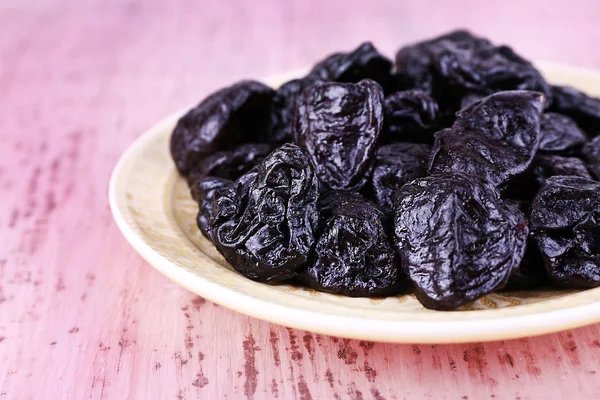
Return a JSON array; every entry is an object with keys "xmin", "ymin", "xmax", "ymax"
[{"xmin": 2, "ymin": 0, "xmax": 600, "ymax": 398}]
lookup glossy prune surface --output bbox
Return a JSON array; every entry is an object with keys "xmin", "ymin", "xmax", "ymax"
[
  {"xmin": 382, "ymin": 90, "xmax": 439, "ymax": 144},
  {"xmin": 551, "ymin": 85, "xmax": 600, "ymax": 135},
  {"xmin": 187, "ymin": 143, "xmax": 274, "ymax": 182},
  {"xmin": 539, "ymin": 112, "xmax": 587, "ymax": 153},
  {"xmin": 368, "ymin": 143, "xmax": 431, "ymax": 214},
  {"xmin": 395, "ymin": 30, "xmax": 551, "ymax": 110},
  {"xmin": 309, "ymin": 42, "xmax": 392, "ymax": 90},
  {"xmin": 170, "ymin": 81, "xmax": 274, "ymax": 175},
  {"xmin": 530, "ymin": 176, "xmax": 600, "ymax": 288},
  {"xmin": 190, "ymin": 177, "xmax": 233, "ymax": 239},
  {"xmin": 393, "ymin": 173, "xmax": 528, "ymax": 310},
  {"xmin": 299, "ymin": 192, "xmax": 401, "ymax": 297},
  {"xmin": 293, "ymin": 79, "xmax": 383, "ymax": 191},
  {"xmin": 429, "ymin": 90, "xmax": 545, "ymax": 187},
  {"xmin": 267, "ymin": 77, "xmax": 321, "ymax": 144},
  {"xmin": 208, "ymin": 144, "xmax": 320, "ymax": 282}
]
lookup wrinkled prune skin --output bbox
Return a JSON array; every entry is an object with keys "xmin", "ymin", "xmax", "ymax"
[
  {"xmin": 209, "ymin": 144, "xmax": 320, "ymax": 282},
  {"xmin": 504, "ymin": 154, "xmax": 592, "ymax": 201},
  {"xmin": 437, "ymin": 44, "xmax": 551, "ymax": 100},
  {"xmin": 266, "ymin": 77, "xmax": 321, "ymax": 144},
  {"xmin": 190, "ymin": 177, "xmax": 233, "ymax": 238},
  {"xmin": 309, "ymin": 42, "xmax": 392, "ymax": 90},
  {"xmin": 170, "ymin": 81, "xmax": 275, "ymax": 175},
  {"xmin": 395, "ymin": 30, "xmax": 550, "ymax": 110},
  {"xmin": 429, "ymin": 90, "xmax": 545, "ymax": 187},
  {"xmin": 367, "ymin": 143, "xmax": 431, "ymax": 214},
  {"xmin": 393, "ymin": 172, "xmax": 528, "ymax": 310},
  {"xmin": 539, "ymin": 112, "xmax": 587, "ymax": 153},
  {"xmin": 187, "ymin": 143, "xmax": 274, "ymax": 184},
  {"xmin": 550, "ymin": 85, "xmax": 600, "ymax": 135},
  {"xmin": 293, "ymin": 80, "xmax": 384, "ymax": 191},
  {"xmin": 395, "ymin": 30, "xmax": 481, "ymax": 96},
  {"xmin": 530, "ymin": 176, "xmax": 600, "ymax": 288},
  {"xmin": 298, "ymin": 192, "xmax": 402, "ymax": 297},
  {"xmin": 382, "ymin": 90, "xmax": 439, "ymax": 144},
  {"xmin": 582, "ymin": 136, "xmax": 600, "ymax": 180}
]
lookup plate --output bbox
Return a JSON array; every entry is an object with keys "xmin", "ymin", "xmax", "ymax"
[{"xmin": 109, "ymin": 63, "xmax": 600, "ymax": 343}]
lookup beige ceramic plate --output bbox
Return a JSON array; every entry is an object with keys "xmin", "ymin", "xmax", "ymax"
[{"xmin": 110, "ymin": 63, "xmax": 600, "ymax": 343}]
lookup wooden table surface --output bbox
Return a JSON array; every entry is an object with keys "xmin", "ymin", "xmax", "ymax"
[{"xmin": 2, "ymin": 1, "xmax": 600, "ymax": 399}]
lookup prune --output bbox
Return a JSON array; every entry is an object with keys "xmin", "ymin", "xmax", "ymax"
[
  {"xmin": 395, "ymin": 30, "xmax": 483, "ymax": 96},
  {"xmin": 429, "ymin": 90, "xmax": 545, "ymax": 187},
  {"xmin": 395, "ymin": 30, "xmax": 550, "ymax": 108},
  {"xmin": 368, "ymin": 143, "xmax": 431, "ymax": 214},
  {"xmin": 208, "ymin": 144, "xmax": 320, "ymax": 282},
  {"xmin": 293, "ymin": 79, "xmax": 384, "ymax": 191},
  {"xmin": 298, "ymin": 192, "xmax": 402, "ymax": 297},
  {"xmin": 436, "ymin": 44, "xmax": 551, "ymax": 99},
  {"xmin": 187, "ymin": 143, "xmax": 274, "ymax": 183},
  {"xmin": 504, "ymin": 154, "xmax": 592, "ymax": 201},
  {"xmin": 309, "ymin": 42, "xmax": 392, "ymax": 90},
  {"xmin": 582, "ymin": 136, "xmax": 600, "ymax": 179},
  {"xmin": 170, "ymin": 80, "xmax": 274, "ymax": 175},
  {"xmin": 530, "ymin": 176, "xmax": 600, "ymax": 288},
  {"xmin": 190, "ymin": 177, "xmax": 233, "ymax": 238},
  {"xmin": 393, "ymin": 172, "xmax": 528, "ymax": 310},
  {"xmin": 267, "ymin": 77, "xmax": 321, "ymax": 144},
  {"xmin": 382, "ymin": 90, "xmax": 439, "ymax": 144},
  {"xmin": 550, "ymin": 85, "xmax": 600, "ymax": 135},
  {"xmin": 539, "ymin": 112, "xmax": 587, "ymax": 153}
]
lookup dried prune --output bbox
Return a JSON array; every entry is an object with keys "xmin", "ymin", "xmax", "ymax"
[
  {"xmin": 190, "ymin": 177, "xmax": 233, "ymax": 238},
  {"xmin": 582, "ymin": 136, "xmax": 600, "ymax": 179},
  {"xmin": 209, "ymin": 144, "xmax": 319, "ymax": 282},
  {"xmin": 530, "ymin": 176, "xmax": 600, "ymax": 288},
  {"xmin": 266, "ymin": 77, "xmax": 321, "ymax": 144},
  {"xmin": 395, "ymin": 30, "xmax": 550, "ymax": 109},
  {"xmin": 395, "ymin": 30, "xmax": 482, "ymax": 96},
  {"xmin": 170, "ymin": 80, "xmax": 274, "ymax": 175},
  {"xmin": 393, "ymin": 172, "xmax": 528, "ymax": 310},
  {"xmin": 539, "ymin": 112, "xmax": 587, "ymax": 153},
  {"xmin": 293, "ymin": 79, "xmax": 383, "ymax": 191},
  {"xmin": 550, "ymin": 85, "xmax": 600, "ymax": 135},
  {"xmin": 367, "ymin": 143, "xmax": 431, "ymax": 214},
  {"xmin": 187, "ymin": 143, "xmax": 274, "ymax": 183},
  {"xmin": 309, "ymin": 42, "xmax": 392, "ymax": 90},
  {"xmin": 382, "ymin": 90, "xmax": 439, "ymax": 144},
  {"xmin": 429, "ymin": 90, "xmax": 545, "ymax": 187},
  {"xmin": 298, "ymin": 192, "xmax": 402, "ymax": 297},
  {"xmin": 504, "ymin": 154, "xmax": 592, "ymax": 201},
  {"xmin": 436, "ymin": 44, "xmax": 551, "ymax": 99}
]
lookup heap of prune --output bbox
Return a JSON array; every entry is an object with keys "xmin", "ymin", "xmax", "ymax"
[{"xmin": 171, "ymin": 30, "xmax": 600, "ymax": 310}]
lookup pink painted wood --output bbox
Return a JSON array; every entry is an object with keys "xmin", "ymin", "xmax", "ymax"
[{"xmin": 2, "ymin": 1, "xmax": 600, "ymax": 398}]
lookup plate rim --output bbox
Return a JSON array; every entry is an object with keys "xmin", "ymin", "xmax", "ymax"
[{"xmin": 109, "ymin": 62, "xmax": 600, "ymax": 343}]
